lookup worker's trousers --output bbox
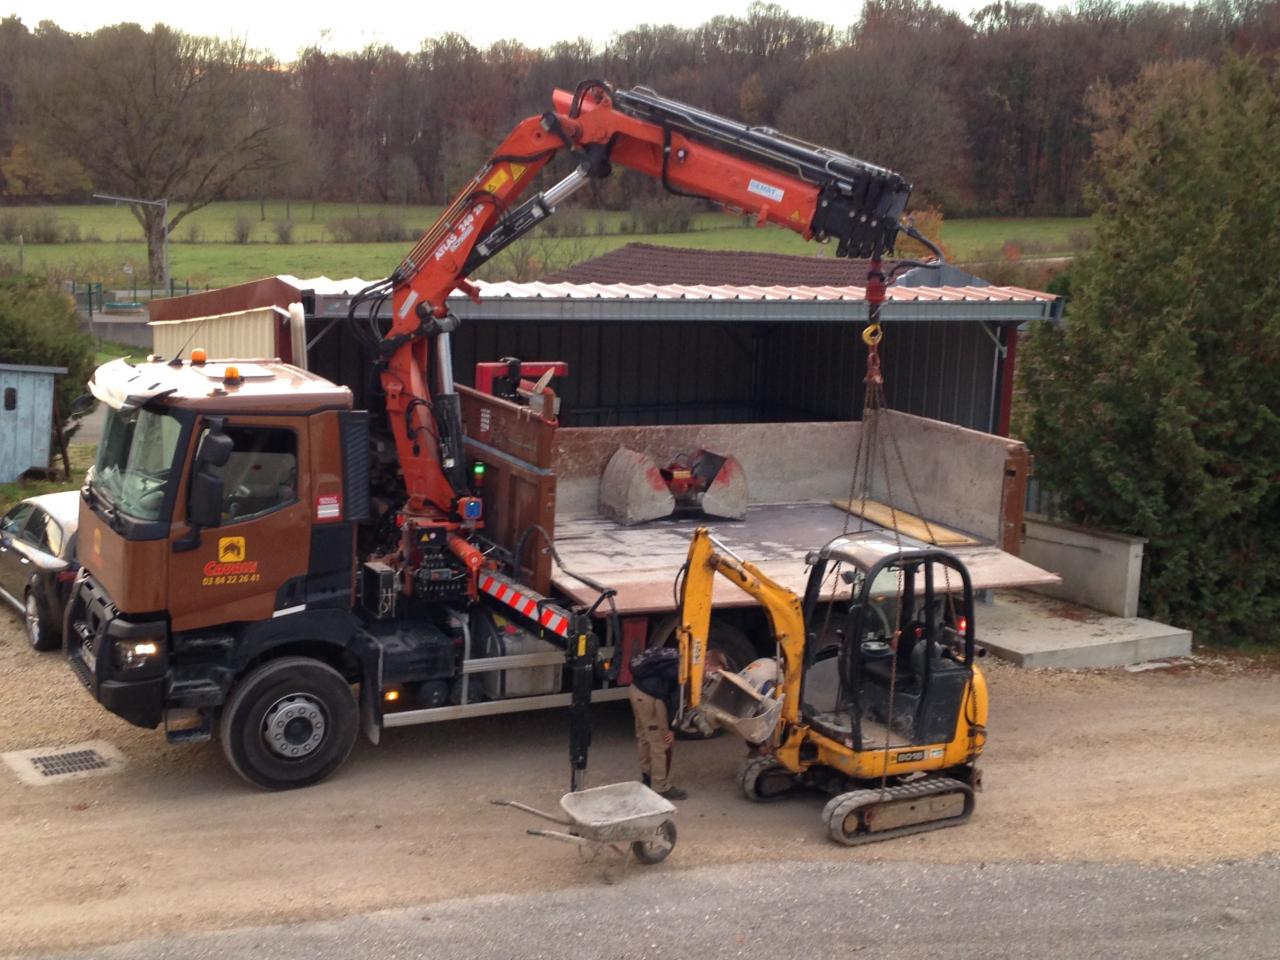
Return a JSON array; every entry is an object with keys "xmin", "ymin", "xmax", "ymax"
[{"xmin": 628, "ymin": 687, "xmax": 672, "ymax": 793}]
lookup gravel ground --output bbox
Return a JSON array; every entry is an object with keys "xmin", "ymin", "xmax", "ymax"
[
  {"xmin": 0, "ymin": 607, "xmax": 1277, "ymax": 955},
  {"xmin": 18, "ymin": 857, "xmax": 1280, "ymax": 960}
]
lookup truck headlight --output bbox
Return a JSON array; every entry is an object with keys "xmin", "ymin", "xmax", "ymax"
[{"xmin": 113, "ymin": 639, "xmax": 163, "ymax": 671}]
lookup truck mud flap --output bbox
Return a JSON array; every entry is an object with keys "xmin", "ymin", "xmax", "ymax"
[{"xmin": 359, "ymin": 645, "xmax": 383, "ymax": 745}]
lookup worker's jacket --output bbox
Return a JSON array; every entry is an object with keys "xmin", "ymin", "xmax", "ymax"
[{"xmin": 629, "ymin": 647, "xmax": 680, "ymax": 724}]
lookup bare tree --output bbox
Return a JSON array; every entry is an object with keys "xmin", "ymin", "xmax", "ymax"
[{"xmin": 40, "ymin": 24, "xmax": 275, "ymax": 282}]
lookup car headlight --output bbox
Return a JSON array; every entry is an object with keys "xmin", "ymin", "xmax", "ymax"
[{"xmin": 112, "ymin": 639, "xmax": 164, "ymax": 671}]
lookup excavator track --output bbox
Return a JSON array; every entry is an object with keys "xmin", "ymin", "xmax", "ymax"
[{"xmin": 822, "ymin": 777, "xmax": 974, "ymax": 846}]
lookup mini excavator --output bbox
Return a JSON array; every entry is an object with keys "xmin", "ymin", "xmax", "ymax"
[{"xmin": 677, "ymin": 528, "xmax": 988, "ymax": 845}]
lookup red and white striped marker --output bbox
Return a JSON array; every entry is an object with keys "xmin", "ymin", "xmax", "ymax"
[{"xmin": 477, "ymin": 572, "xmax": 570, "ymax": 638}]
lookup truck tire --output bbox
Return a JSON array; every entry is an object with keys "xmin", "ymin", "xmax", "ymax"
[
  {"xmin": 648, "ymin": 613, "xmax": 756, "ymax": 673},
  {"xmin": 219, "ymin": 657, "xmax": 358, "ymax": 791}
]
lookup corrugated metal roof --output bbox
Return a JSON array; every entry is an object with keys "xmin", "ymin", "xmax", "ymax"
[
  {"xmin": 468, "ymin": 280, "xmax": 1052, "ymax": 303},
  {"xmin": 277, "ymin": 275, "xmax": 375, "ymax": 296},
  {"xmin": 281, "ymin": 273, "xmax": 1052, "ymax": 305}
]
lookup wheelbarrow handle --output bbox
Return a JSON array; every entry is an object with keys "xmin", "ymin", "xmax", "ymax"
[
  {"xmin": 492, "ymin": 798, "xmax": 572, "ymax": 826},
  {"xmin": 527, "ymin": 828, "xmax": 593, "ymax": 846}
]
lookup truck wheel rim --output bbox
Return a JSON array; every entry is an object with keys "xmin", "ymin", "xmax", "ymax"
[
  {"xmin": 25, "ymin": 595, "xmax": 39, "ymax": 646},
  {"xmin": 262, "ymin": 694, "xmax": 327, "ymax": 759}
]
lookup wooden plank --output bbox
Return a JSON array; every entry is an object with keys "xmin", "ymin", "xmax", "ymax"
[{"xmin": 829, "ymin": 498, "xmax": 979, "ymax": 546}]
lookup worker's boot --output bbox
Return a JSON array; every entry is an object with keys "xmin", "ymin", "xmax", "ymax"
[
  {"xmin": 659, "ymin": 787, "xmax": 688, "ymax": 801},
  {"xmin": 642, "ymin": 774, "xmax": 652, "ymax": 787}
]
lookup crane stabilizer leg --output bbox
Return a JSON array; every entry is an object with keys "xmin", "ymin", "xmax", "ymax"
[{"xmin": 475, "ymin": 569, "xmax": 608, "ymax": 792}]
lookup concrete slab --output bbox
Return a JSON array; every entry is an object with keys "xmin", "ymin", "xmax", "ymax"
[{"xmin": 979, "ymin": 591, "xmax": 1192, "ymax": 669}]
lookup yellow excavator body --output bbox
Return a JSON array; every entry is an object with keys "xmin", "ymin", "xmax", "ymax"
[{"xmin": 677, "ymin": 526, "xmax": 987, "ymax": 845}]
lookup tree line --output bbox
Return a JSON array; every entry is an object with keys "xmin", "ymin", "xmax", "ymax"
[{"xmin": 0, "ymin": 0, "xmax": 1276, "ymax": 270}]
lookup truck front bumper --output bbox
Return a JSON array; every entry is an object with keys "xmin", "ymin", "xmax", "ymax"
[{"xmin": 66, "ymin": 573, "xmax": 169, "ymax": 729}]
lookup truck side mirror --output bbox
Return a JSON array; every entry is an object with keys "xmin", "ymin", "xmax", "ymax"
[
  {"xmin": 69, "ymin": 393, "xmax": 96, "ymax": 416},
  {"xmin": 188, "ymin": 472, "xmax": 224, "ymax": 528},
  {"xmin": 174, "ymin": 421, "xmax": 231, "ymax": 553},
  {"xmin": 196, "ymin": 430, "xmax": 234, "ymax": 468}
]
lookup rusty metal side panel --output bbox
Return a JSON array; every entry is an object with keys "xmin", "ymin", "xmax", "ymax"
[
  {"xmin": 459, "ymin": 385, "xmax": 556, "ymax": 594},
  {"xmin": 1000, "ymin": 446, "xmax": 1031, "ymax": 555}
]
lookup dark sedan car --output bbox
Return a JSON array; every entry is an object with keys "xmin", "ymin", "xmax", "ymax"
[{"xmin": 0, "ymin": 490, "xmax": 81, "ymax": 650}]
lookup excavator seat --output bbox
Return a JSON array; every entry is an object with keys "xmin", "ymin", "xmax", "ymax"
[{"xmin": 804, "ymin": 637, "xmax": 971, "ymax": 748}]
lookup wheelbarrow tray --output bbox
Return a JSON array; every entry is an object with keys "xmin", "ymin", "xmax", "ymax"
[{"xmin": 558, "ymin": 782, "xmax": 676, "ymax": 842}]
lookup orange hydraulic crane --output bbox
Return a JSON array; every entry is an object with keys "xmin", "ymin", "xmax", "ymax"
[{"xmin": 347, "ymin": 81, "xmax": 939, "ymax": 603}]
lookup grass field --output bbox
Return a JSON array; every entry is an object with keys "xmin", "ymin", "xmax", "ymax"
[{"xmin": 0, "ymin": 201, "xmax": 1091, "ymax": 289}]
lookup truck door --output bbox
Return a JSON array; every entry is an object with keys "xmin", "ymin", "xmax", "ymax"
[
  {"xmin": 0, "ymin": 502, "xmax": 35, "ymax": 602},
  {"xmin": 168, "ymin": 417, "xmax": 312, "ymax": 632}
]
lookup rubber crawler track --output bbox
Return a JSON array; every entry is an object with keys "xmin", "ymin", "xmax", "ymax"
[{"xmin": 822, "ymin": 776, "xmax": 975, "ymax": 846}]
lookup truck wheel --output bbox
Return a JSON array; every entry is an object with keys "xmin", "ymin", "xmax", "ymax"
[
  {"xmin": 648, "ymin": 614, "xmax": 756, "ymax": 740},
  {"xmin": 219, "ymin": 657, "xmax": 358, "ymax": 791},
  {"xmin": 24, "ymin": 586, "xmax": 59, "ymax": 651}
]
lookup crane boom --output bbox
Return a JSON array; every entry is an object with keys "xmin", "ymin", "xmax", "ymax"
[{"xmin": 352, "ymin": 80, "xmax": 921, "ymax": 597}]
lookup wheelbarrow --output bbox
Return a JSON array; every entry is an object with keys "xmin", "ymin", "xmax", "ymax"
[{"xmin": 493, "ymin": 781, "xmax": 678, "ymax": 869}]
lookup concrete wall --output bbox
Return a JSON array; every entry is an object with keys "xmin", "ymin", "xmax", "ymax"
[
  {"xmin": 553, "ymin": 414, "xmax": 1033, "ymax": 553},
  {"xmin": 553, "ymin": 421, "xmax": 864, "ymax": 517},
  {"xmin": 85, "ymin": 316, "xmax": 151, "ymax": 349},
  {"xmin": 1022, "ymin": 515, "xmax": 1146, "ymax": 617},
  {"xmin": 868, "ymin": 410, "xmax": 1025, "ymax": 545}
]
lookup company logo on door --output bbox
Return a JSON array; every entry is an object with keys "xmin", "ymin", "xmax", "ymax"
[{"xmin": 202, "ymin": 537, "xmax": 261, "ymax": 586}]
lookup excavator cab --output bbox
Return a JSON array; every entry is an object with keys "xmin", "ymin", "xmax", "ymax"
[{"xmin": 798, "ymin": 534, "xmax": 978, "ymax": 754}]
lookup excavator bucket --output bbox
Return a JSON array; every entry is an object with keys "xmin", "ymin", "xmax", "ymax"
[
  {"xmin": 698, "ymin": 452, "xmax": 747, "ymax": 520},
  {"xmin": 699, "ymin": 670, "xmax": 783, "ymax": 744},
  {"xmin": 598, "ymin": 447, "xmax": 676, "ymax": 524},
  {"xmin": 598, "ymin": 446, "xmax": 747, "ymax": 525}
]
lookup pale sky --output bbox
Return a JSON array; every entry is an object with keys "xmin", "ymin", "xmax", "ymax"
[{"xmin": 8, "ymin": 0, "xmax": 988, "ymax": 60}]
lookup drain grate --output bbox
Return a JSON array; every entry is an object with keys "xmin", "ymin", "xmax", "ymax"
[
  {"xmin": 3, "ymin": 740, "xmax": 125, "ymax": 786},
  {"xmin": 30, "ymin": 749, "xmax": 110, "ymax": 777}
]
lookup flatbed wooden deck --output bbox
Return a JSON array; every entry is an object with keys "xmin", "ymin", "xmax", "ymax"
[{"xmin": 552, "ymin": 501, "xmax": 1058, "ymax": 615}]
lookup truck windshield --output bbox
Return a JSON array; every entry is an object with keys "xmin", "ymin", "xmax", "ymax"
[{"xmin": 91, "ymin": 407, "xmax": 184, "ymax": 521}]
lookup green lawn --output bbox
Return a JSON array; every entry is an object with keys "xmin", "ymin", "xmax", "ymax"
[{"xmin": 0, "ymin": 200, "xmax": 1091, "ymax": 289}]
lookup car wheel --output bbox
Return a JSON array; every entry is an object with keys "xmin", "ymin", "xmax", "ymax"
[
  {"xmin": 24, "ymin": 587, "xmax": 59, "ymax": 651},
  {"xmin": 219, "ymin": 657, "xmax": 358, "ymax": 791}
]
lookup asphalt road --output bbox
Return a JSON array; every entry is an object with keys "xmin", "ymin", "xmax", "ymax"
[{"xmin": 20, "ymin": 857, "xmax": 1279, "ymax": 960}]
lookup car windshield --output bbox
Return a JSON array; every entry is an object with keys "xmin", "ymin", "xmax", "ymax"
[{"xmin": 91, "ymin": 406, "xmax": 184, "ymax": 521}]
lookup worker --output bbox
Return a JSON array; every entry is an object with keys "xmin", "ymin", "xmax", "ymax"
[{"xmin": 628, "ymin": 648, "xmax": 728, "ymax": 800}]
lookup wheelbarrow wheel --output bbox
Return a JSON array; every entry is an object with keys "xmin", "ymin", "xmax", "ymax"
[{"xmin": 631, "ymin": 819, "xmax": 677, "ymax": 865}]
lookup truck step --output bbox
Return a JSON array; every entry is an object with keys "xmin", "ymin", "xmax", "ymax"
[
  {"xmin": 171, "ymin": 633, "xmax": 235, "ymax": 656},
  {"xmin": 167, "ymin": 677, "xmax": 225, "ymax": 707},
  {"xmin": 165, "ymin": 710, "xmax": 214, "ymax": 744},
  {"xmin": 166, "ymin": 724, "xmax": 213, "ymax": 744}
]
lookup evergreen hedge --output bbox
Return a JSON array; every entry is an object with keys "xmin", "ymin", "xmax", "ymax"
[{"xmin": 1018, "ymin": 58, "xmax": 1280, "ymax": 646}]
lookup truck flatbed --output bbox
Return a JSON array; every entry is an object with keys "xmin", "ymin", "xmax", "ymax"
[{"xmin": 552, "ymin": 501, "xmax": 1058, "ymax": 615}]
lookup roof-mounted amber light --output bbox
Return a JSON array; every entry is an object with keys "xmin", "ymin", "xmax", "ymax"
[
  {"xmin": 190, "ymin": 348, "xmax": 208, "ymax": 365},
  {"xmin": 223, "ymin": 365, "xmax": 242, "ymax": 384}
]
